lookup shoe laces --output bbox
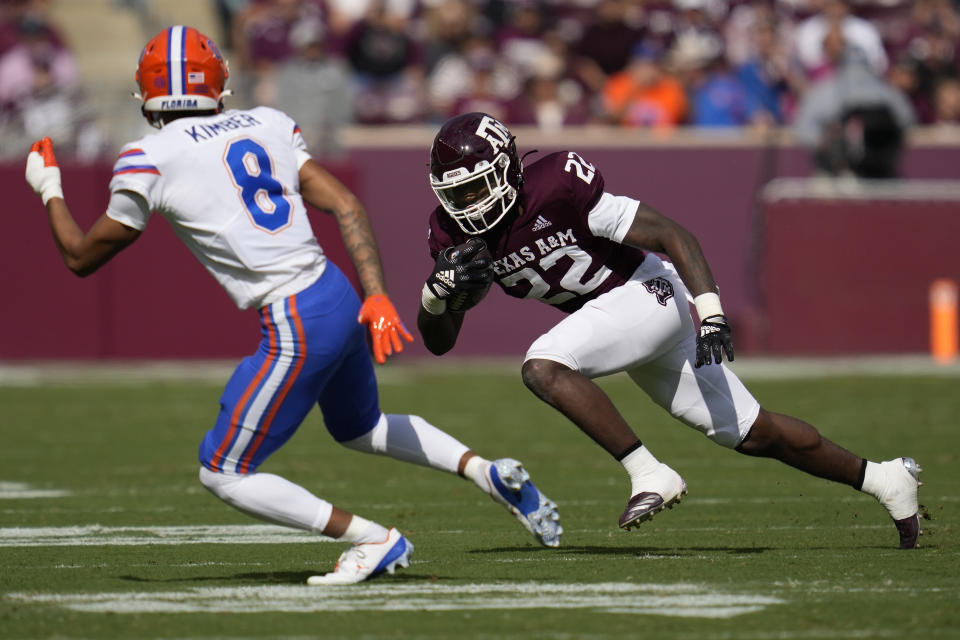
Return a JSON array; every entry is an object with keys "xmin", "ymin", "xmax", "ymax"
[{"xmin": 334, "ymin": 545, "xmax": 368, "ymax": 574}]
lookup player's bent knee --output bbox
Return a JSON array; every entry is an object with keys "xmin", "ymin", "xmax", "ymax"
[
  {"xmin": 199, "ymin": 465, "xmax": 243, "ymax": 501},
  {"xmin": 521, "ymin": 358, "xmax": 567, "ymax": 396},
  {"xmin": 339, "ymin": 431, "xmax": 373, "ymax": 452},
  {"xmin": 735, "ymin": 408, "xmax": 782, "ymax": 456},
  {"xmin": 338, "ymin": 413, "xmax": 387, "ymax": 453},
  {"xmin": 736, "ymin": 409, "xmax": 827, "ymax": 462}
]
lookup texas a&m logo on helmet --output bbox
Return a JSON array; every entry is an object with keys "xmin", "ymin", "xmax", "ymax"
[{"xmin": 135, "ymin": 25, "xmax": 230, "ymax": 127}]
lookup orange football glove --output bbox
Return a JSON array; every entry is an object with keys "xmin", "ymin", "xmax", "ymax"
[
  {"xmin": 25, "ymin": 137, "xmax": 63, "ymax": 205},
  {"xmin": 357, "ymin": 294, "xmax": 414, "ymax": 364}
]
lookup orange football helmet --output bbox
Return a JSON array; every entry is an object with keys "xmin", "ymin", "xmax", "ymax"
[{"xmin": 135, "ymin": 25, "xmax": 230, "ymax": 127}]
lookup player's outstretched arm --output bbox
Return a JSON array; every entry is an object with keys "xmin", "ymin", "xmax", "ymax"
[
  {"xmin": 622, "ymin": 203, "xmax": 718, "ymax": 297},
  {"xmin": 298, "ymin": 159, "xmax": 413, "ymax": 363},
  {"xmin": 299, "ymin": 159, "xmax": 389, "ymax": 298},
  {"xmin": 621, "ymin": 202, "xmax": 733, "ymax": 366},
  {"xmin": 417, "ymin": 304, "xmax": 465, "ymax": 355},
  {"xmin": 25, "ymin": 137, "xmax": 140, "ymax": 277}
]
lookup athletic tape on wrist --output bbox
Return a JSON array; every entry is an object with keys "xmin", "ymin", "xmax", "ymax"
[
  {"xmin": 421, "ymin": 283, "xmax": 447, "ymax": 315},
  {"xmin": 693, "ymin": 292, "xmax": 724, "ymax": 322}
]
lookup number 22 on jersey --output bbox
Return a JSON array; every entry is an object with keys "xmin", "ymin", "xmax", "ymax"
[
  {"xmin": 224, "ymin": 138, "xmax": 293, "ymax": 233},
  {"xmin": 564, "ymin": 151, "xmax": 595, "ymax": 184}
]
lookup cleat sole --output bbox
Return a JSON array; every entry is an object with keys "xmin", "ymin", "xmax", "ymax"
[{"xmin": 620, "ymin": 490, "xmax": 686, "ymax": 531}]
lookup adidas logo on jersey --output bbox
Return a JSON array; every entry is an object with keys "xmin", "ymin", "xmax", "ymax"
[{"xmin": 531, "ymin": 215, "xmax": 552, "ymax": 232}]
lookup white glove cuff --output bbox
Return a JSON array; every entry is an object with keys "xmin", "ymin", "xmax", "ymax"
[
  {"xmin": 41, "ymin": 184, "xmax": 64, "ymax": 206},
  {"xmin": 421, "ymin": 283, "xmax": 447, "ymax": 316},
  {"xmin": 693, "ymin": 292, "xmax": 724, "ymax": 322}
]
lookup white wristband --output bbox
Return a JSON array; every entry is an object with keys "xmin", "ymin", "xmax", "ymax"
[
  {"xmin": 693, "ymin": 292, "xmax": 724, "ymax": 321},
  {"xmin": 421, "ymin": 283, "xmax": 447, "ymax": 315}
]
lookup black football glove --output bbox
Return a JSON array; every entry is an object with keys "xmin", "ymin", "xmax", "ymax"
[
  {"xmin": 695, "ymin": 315, "xmax": 735, "ymax": 368},
  {"xmin": 426, "ymin": 237, "xmax": 494, "ymax": 299}
]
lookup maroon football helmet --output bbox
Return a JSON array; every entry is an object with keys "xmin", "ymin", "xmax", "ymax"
[{"xmin": 429, "ymin": 112, "xmax": 523, "ymax": 235}]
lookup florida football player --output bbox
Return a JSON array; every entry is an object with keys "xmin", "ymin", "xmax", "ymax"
[
  {"xmin": 24, "ymin": 28, "xmax": 562, "ymax": 585},
  {"xmin": 418, "ymin": 111, "xmax": 923, "ymax": 549}
]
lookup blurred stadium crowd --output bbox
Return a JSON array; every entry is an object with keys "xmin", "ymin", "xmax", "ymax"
[{"xmin": 1, "ymin": 0, "xmax": 959, "ymax": 170}]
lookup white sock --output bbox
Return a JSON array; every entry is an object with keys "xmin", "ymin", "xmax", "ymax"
[
  {"xmin": 462, "ymin": 455, "xmax": 492, "ymax": 492},
  {"xmin": 199, "ymin": 467, "xmax": 333, "ymax": 533},
  {"xmin": 860, "ymin": 460, "xmax": 884, "ymax": 499},
  {"xmin": 341, "ymin": 413, "xmax": 470, "ymax": 474},
  {"xmin": 341, "ymin": 514, "xmax": 390, "ymax": 545},
  {"xmin": 620, "ymin": 445, "xmax": 662, "ymax": 496}
]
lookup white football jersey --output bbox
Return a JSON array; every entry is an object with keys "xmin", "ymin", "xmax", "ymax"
[{"xmin": 107, "ymin": 107, "xmax": 326, "ymax": 309}]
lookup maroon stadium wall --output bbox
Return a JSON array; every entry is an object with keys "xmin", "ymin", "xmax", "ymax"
[
  {"xmin": 2, "ymin": 137, "xmax": 957, "ymax": 361},
  {"xmin": 760, "ymin": 183, "xmax": 960, "ymax": 355}
]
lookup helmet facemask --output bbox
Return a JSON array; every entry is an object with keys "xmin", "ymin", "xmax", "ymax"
[{"xmin": 431, "ymin": 152, "xmax": 518, "ymax": 235}]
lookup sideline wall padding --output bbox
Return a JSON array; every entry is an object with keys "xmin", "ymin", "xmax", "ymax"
[{"xmin": 2, "ymin": 142, "xmax": 956, "ymax": 360}]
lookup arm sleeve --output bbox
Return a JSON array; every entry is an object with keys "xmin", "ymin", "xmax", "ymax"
[
  {"xmin": 105, "ymin": 190, "xmax": 151, "ymax": 231},
  {"xmin": 587, "ymin": 192, "xmax": 640, "ymax": 243}
]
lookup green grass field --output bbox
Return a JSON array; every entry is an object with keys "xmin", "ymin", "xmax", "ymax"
[{"xmin": 1, "ymin": 363, "xmax": 958, "ymax": 639}]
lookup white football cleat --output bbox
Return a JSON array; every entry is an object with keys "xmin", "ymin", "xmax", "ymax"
[
  {"xmin": 307, "ymin": 527, "xmax": 413, "ymax": 585},
  {"xmin": 872, "ymin": 457, "xmax": 922, "ymax": 549},
  {"xmin": 619, "ymin": 462, "xmax": 687, "ymax": 530},
  {"xmin": 484, "ymin": 458, "xmax": 562, "ymax": 548}
]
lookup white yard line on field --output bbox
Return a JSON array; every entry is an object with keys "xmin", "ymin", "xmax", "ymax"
[
  {"xmin": 670, "ymin": 630, "xmax": 903, "ymax": 639},
  {"xmin": 0, "ymin": 524, "xmax": 333, "ymax": 547},
  {"xmin": 6, "ymin": 582, "xmax": 784, "ymax": 618},
  {"xmin": 0, "ymin": 482, "xmax": 71, "ymax": 499}
]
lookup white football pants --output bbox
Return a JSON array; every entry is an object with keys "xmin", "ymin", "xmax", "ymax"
[{"xmin": 525, "ymin": 254, "xmax": 760, "ymax": 448}]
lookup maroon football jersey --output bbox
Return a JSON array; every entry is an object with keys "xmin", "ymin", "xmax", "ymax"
[{"xmin": 427, "ymin": 151, "xmax": 647, "ymax": 314}]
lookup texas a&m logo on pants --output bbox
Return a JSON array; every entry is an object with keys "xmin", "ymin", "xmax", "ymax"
[{"xmin": 642, "ymin": 277, "xmax": 674, "ymax": 306}]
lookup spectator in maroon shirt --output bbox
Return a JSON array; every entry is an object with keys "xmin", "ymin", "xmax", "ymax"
[{"xmin": 574, "ymin": 0, "xmax": 646, "ymax": 96}]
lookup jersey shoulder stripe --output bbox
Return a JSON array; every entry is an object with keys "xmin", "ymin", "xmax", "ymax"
[
  {"xmin": 113, "ymin": 164, "xmax": 161, "ymax": 176},
  {"xmin": 113, "ymin": 144, "xmax": 160, "ymax": 174}
]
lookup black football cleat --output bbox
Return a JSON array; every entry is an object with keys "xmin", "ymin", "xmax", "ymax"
[
  {"xmin": 894, "ymin": 513, "xmax": 921, "ymax": 550},
  {"xmin": 618, "ymin": 465, "xmax": 687, "ymax": 531}
]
